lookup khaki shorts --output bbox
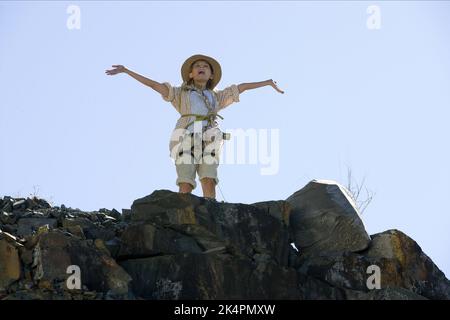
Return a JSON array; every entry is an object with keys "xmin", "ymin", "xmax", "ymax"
[{"xmin": 174, "ymin": 132, "xmax": 222, "ymax": 189}]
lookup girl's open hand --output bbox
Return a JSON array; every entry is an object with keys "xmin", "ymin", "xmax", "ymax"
[
  {"xmin": 105, "ymin": 65, "xmax": 127, "ymax": 75},
  {"xmin": 268, "ymin": 79, "xmax": 284, "ymax": 94}
]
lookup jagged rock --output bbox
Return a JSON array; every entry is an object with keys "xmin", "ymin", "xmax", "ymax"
[
  {"xmin": 286, "ymin": 179, "xmax": 371, "ymax": 256},
  {"xmin": 297, "ymin": 251, "xmax": 373, "ymax": 291},
  {"xmin": 12, "ymin": 199, "xmax": 27, "ymax": 211},
  {"xmin": 61, "ymin": 217, "xmax": 115, "ymax": 241},
  {"xmin": 121, "ymin": 253, "xmax": 300, "ymax": 299},
  {"xmin": 0, "ymin": 232, "xmax": 22, "ymax": 291},
  {"xmin": 19, "ymin": 247, "xmax": 34, "ymax": 265},
  {"xmin": 48, "ymin": 208, "xmax": 63, "ymax": 219},
  {"xmin": 61, "ymin": 217, "xmax": 94, "ymax": 230},
  {"xmin": 94, "ymin": 239, "xmax": 112, "ymax": 257},
  {"xmin": 32, "ymin": 230, "xmax": 131, "ymax": 295},
  {"xmin": 295, "ymin": 229, "xmax": 450, "ymax": 300},
  {"xmin": 99, "ymin": 208, "xmax": 121, "ymax": 221},
  {"xmin": 297, "ymin": 274, "xmax": 346, "ymax": 300},
  {"xmin": 22, "ymin": 224, "xmax": 52, "ymax": 250},
  {"xmin": 131, "ymin": 190, "xmax": 202, "ymax": 224},
  {"xmin": 131, "ymin": 190, "xmax": 290, "ymax": 265},
  {"xmin": 16, "ymin": 218, "xmax": 57, "ymax": 237},
  {"xmin": 0, "ymin": 196, "xmax": 52, "ymax": 213},
  {"xmin": 24, "ymin": 198, "xmax": 40, "ymax": 211},
  {"xmin": 121, "ymin": 209, "xmax": 132, "ymax": 222},
  {"xmin": 104, "ymin": 238, "xmax": 121, "ymax": 259},
  {"xmin": 1, "ymin": 224, "xmax": 17, "ymax": 235},
  {"xmin": 110, "ymin": 209, "xmax": 121, "ymax": 220},
  {"xmin": 25, "ymin": 197, "xmax": 51, "ymax": 210},
  {"xmin": 117, "ymin": 222, "xmax": 203, "ymax": 260},
  {"xmin": 1, "ymin": 211, "xmax": 17, "ymax": 225},
  {"xmin": 1, "ymin": 186, "xmax": 449, "ymax": 300},
  {"xmin": 65, "ymin": 225, "xmax": 85, "ymax": 239},
  {"xmin": 31, "ymin": 230, "xmax": 72, "ymax": 288},
  {"xmin": 1, "ymin": 197, "xmax": 14, "ymax": 213},
  {"xmin": 365, "ymin": 230, "xmax": 450, "ymax": 300},
  {"xmin": 166, "ymin": 224, "xmax": 229, "ymax": 254},
  {"xmin": 250, "ymin": 200, "xmax": 291, "ymax": 227}
]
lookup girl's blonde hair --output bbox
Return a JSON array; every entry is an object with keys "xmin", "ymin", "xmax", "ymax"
[{"xmin": 181, "ymin": 60, "xmax": 214, "ymax": 91}]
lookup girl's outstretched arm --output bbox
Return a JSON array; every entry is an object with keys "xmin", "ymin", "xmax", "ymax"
[
  {"xmin": 238, "ymin": 79, "xmax": 284, "ymax": 94},
  {"xmin": 105, "ymin": 65, "xmax": 169, "ymax": 98}
]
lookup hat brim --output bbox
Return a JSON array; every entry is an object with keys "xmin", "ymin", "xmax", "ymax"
[{"xmin": 181, "ymin": 54, "xmax": 222, "ymax": 89}]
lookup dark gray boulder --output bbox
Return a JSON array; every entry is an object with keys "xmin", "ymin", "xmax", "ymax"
[
  {"xmin": 286, "ymin": 179, "xmax": 371, "ymax": 256},
  {"xmin": 130, "ymin": 190, "xmax": 291, "ymax": 266}
]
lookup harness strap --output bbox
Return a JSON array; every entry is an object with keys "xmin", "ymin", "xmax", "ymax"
[{"xmin": 180, "ymin": 113, "xmax": 224, "ymax": 130}]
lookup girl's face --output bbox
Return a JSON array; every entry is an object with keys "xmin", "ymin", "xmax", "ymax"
[{"xmin": 189, "ymin": 60, "xmax": 213, "ymax": 83}]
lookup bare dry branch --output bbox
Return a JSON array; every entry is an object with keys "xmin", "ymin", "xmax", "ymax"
[{"xmin": 344, "ymin": 166, "xmax": 375, "ymax": 215}]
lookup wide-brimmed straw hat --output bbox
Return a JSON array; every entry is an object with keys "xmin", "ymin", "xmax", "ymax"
[{"xmin": 181, "ymin": 54, "xmax": 222, "ymax": 89}]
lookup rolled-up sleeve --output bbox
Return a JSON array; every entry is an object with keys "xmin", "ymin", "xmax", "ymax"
[
  {"xmin": 215, "ymin": 84, "xmax": 240, "ymax": 111},
  {"xmin": 161, "ymin": 82, "xmax": 175, "ymax": 102},
  {"xmin": 161, "ymin": 82, "xmax": 181, "ymax": 113}
]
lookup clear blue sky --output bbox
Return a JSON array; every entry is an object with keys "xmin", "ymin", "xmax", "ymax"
[{"xmin": 1, "ymin": 1, "xmax": 449, "ymax": 277}]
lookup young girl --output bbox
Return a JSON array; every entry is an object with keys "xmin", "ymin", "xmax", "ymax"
[{"xmin": 105, "ymin": 54, "xmax": 284, "ymax": 200}]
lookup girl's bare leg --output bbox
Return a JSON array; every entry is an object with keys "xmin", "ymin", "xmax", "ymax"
[
  {"xmin": 179, "ymin": 182, "xmax": 193, "ymax": 194},
  {"xmin": 200, "ymin": 177, "xmax": 216, "ymax": 199}
]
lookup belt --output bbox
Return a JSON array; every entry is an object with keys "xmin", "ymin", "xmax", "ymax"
[{"xmin": 180, "ymin": 113, "xmax": 224, "ymax": 130}]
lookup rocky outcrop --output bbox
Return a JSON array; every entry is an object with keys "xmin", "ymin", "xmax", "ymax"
[
  {"xmin": 286, "ymin": 179, "xmax": 371, "ymax": 256},
  {"xmin": 0, "ymin": 180, "xmax": 448, "ymax": 300}
]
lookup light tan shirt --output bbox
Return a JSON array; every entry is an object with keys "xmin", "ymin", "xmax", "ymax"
[{"xmin": 161, "ymin": 82, "xmax": 240, "ymax": 157}]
